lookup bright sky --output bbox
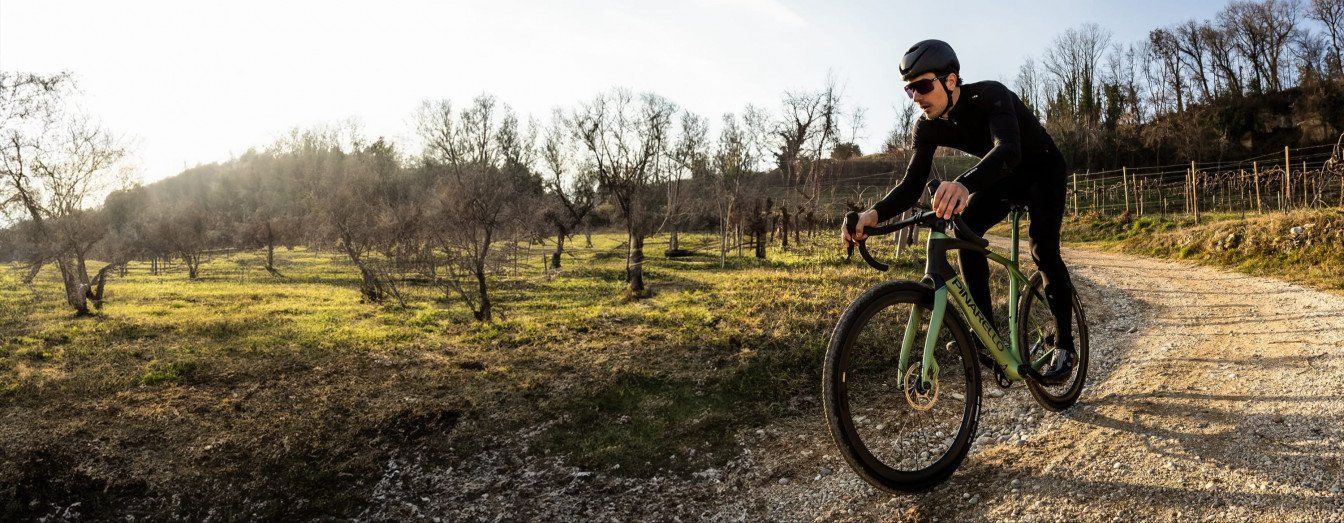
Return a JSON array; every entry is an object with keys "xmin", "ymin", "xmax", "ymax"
[{"xmin": 2, "ymin": 0, "xmax": 1233, "ymax": 183}]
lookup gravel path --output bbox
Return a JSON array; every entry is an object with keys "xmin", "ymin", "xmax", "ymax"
[
  {"xmin": 721, "ymin": 240, "xmax": 1344, "ymax": 522},
  {"xmin": 369, "ymin": 242, "xmax": 1344, "ymax": 522}
]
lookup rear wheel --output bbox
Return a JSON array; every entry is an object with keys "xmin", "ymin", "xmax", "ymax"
[
  {"xmin": 1017, "ymin": 272, "xmax": 1089, "ymax": 411},
  {"xmin": 823, "ymin": 280, "xmax": 982, "ymax": 493}
]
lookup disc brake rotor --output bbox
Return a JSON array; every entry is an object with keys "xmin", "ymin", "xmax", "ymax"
[{"xmin": 903, "ymin": 362, "xmax": 939, "ymax": 411}]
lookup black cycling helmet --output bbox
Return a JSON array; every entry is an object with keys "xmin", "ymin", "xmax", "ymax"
[{"xmin": 899, "ymin": 39, "xmax": 959, "ymax": 81}]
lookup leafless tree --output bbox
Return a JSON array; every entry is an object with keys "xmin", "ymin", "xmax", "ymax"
[
  {"xmin": 1, "ymin": 72, "xmax": 131, "ymax": 315},
  {"xmin": 1045, "ymin": 23, "xmax": 1112, "ymax": 166},
  {"xmin": 1103, "ymin": 43, "xmax": 1146, "ymax": 124},
  {"xmin": 310, "ymin": 134, "xmax": 409, "ymax": 305},
  {"xmin": 1311, "ymin": 0, "xmax": 1344, "ymax": 75},
  {"xmin": 663, "ymin": 110, "xmax": 708, "ymax": 254},
  {"xmin": 1015, "ymin": 57, "xmax": 1044, "ymax": 117},
  {"xmin": 1173, "ymin": 20, "xmax": 1215, "ymax": 101},
  {"xmin": 539, "ymin": 109, "xmax": 596, "ymax": 269},
  {"xmin": 1201, "ymin": 20, "xmax": 1245, "ymax": 96},
  {"xmin": 573, "ymin": 89, "xmax": 676, "ymax": 296},
  {"xmin": 1044, "ymin": 23, "xmax": 1113, "ymax": 119},
  {"xmin": 417, "ymin": 95, "xmax": 537, "ymax": 320},
  {"xmin": 1223, "ymin": 0, "xmax": 1302, "ymax": 92},
  {"xmin": 1148, "ymin": 29, "xmax": 1187, "ymax": 113},
  {"xmin": 884, "ymin": 100, "xmax": 921, "ymax": 153}
]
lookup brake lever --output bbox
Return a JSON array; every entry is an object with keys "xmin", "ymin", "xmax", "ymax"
[
  {"xmin": 843, "ymin": 211, "xmax": 890, "ymax": 272},
  {"xmin": 856, "ymin": 239, "xmax": 890, "ymax": 272}
]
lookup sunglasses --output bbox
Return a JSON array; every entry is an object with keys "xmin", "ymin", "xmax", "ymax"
[{"xmin": 904, "ymin": 74, "xmax": 949, "ymax": 98}]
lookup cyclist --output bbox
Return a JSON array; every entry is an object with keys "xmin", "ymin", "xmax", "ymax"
[{"xmin": 841, "ymin": 39, "xmax": 1077, "ymax": 381}]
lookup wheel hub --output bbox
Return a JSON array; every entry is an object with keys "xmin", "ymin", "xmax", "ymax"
[{"xmin": 903, "ymin": 363, "xmax": 939, "ymax": 411}]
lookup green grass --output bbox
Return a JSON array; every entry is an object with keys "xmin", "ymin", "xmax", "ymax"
[{"xmin": 0, "ymin": 231, "xmax": 942, "ymax": 518}]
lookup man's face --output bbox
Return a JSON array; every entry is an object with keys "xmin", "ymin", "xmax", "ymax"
[{"xmin": 905, "ymin": 72, "xmax": 952, "ymax": 118}]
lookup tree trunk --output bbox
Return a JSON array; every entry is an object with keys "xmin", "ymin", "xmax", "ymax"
[
  {"xmin": 552, "ymin": 228, "xmax": 566, "ymax": 269},
  {"xmin": 474, "ymin": 261, "xmax": 492, "ymax": 322},
  {"xmin": 794, "ymin": 207, "xmax": 802, "ymax": 245},
  {"xmin": 627, "ymin": 233, "xmax": 646, "ymax": 295},
  {"xmin": 23, "ymin": 261, "xmax": 43, "ymax": 284},
  {"xmin": 719, "ymin": 216, "xmax": 728, "ymax": 268},
  {"xmin": 264, "ymin": 222, "xmax": 280, "ymax": 276},
  {"xmin": 668, "ymin": 229, "xmax": 679, "ymax": 253},
  {"xmin": 76, "ymin": 252, "xmax": 90, "ymax": 285},
  {"xmin": 88, "ymin": 262, "xmax": 121, "ymax": 310},
  {"xmin": 55, "ymin": 258, "xmax": 90, "ymax": 316},
  {"xmin": 754, "ymin": 231, "xmax": 766, "ymax": 259},
  {"xmin": 780, "ymin": 207, "xmax": 790, "ymax": 248},
  {"xmin": 184, "ymin": 253, "xmax": 200, "ymax": 280},
  {"xmin": 341, "ymin": 236, "xmax": 383, "ymax": 303}
]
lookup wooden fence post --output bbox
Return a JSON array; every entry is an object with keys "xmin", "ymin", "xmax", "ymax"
[
  {"xmin": 1253, "ymin": 161, "xmax": 1262, "ymax": 213},
  {"xmin": 1295, "ymin": 158, "xmax": 1306, "ymax": 208},
  {"xmin": 1184, "ymin": 165, "xmax": 1191, "ymax": 215},
  {"xmin": 1191, "ymin": 161, "xmax": 1200, "ymax": 222},
  {"xmin": 1071, "ymin": 171, "xmax": 1079, "ymax": 217},
  {"xmin": 1122, "ymin": 167, "xmax": 1130, "ymax": 215},
  {"xmin": 1283, "ymin": 146, "xmax": 1291, "ymax": 211}
]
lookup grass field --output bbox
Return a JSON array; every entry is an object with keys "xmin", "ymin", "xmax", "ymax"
[{"xmin": 3, "ymin": 231, "xmax": 997, "ymax": 518}]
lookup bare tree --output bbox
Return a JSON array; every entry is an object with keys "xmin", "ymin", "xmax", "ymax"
[
  {"xmin": 884, "ymin": 101, "xmax": 921, "ymax": 153},
  {"xmin": 310, "ymin": 134, "xmax": 409, "ymax": 305},
  {"xmin": 1103, "ymin": 43, "xmax": 1146, "ymax": 124},
  {"xmin": 417, "ymin": 95, "xmax": 538, "ymax": 320},
  {"xmin": 1045, "ymin": 23, "xmax": 1112, "ymax": 167},
  {"xmin": 1, "ymin": 72, "xmax": 131, "ymax": 315},
  {"xmin": 663, "ymin": 110, "xmax": 708, "ymax": 254},
  {"xmin": 1311, "ymin": 0, "xmax": 1344, "ymax": 75},
  {"xmin": 1015, "ymin": 57, "xmax": 1044, "ymax": 117},
  {"xmin": 573, "ymin": 88, "xmax": 676, "ymax": 296},
  {"xmin": 1044, "ymin": 23, "xmax": 1113, "ymax": 119},
  {"xmin": 1202, "ymin": 20, "xmax": 1245, "ymax": 96},
  {"xmin": 539, "ymin": 109, "xmax": 596, "ymax": 269},
  {"xmin": 1223, "ymin": 0, "xmax": 1302, "ymax": 92},
  {"xmin": 239, "ymin": 150, "xmax": 295, "ymax": 276},
  {"xmin": 1172, "ymin": 20, "xmax": 1215, "ymax": 101},
  {"xmin": 1148, "ymin": 29, "xmax": 1187, "ymax": 113}
]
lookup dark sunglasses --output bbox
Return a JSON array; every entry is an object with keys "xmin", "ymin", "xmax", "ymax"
[{"xmin": 904, "ymin": 74, "xmax": 949, "ymax": 98}]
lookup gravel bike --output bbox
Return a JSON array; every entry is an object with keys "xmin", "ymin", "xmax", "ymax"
[{"xmin": 823, "ymin": 180, "xmax": 1089, "ymax": 492}]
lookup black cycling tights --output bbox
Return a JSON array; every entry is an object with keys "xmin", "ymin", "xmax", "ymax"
[{"xmin": 956, "ymin": 175, "xmax": 1076, "ymax": 350}]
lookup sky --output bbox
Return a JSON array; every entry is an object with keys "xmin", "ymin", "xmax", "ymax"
[{"xmin": 1, "ymin": 0, "xmax": 1236, "ymax": 184}]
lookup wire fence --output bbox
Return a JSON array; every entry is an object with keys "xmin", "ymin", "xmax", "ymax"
[
  {"xmin": 1061, "ymin": 143, "xmax": 1344, "ymax": 218},
  {"xmin": 755, "ymin": 140, "xmax": 1344, "ymax": 226}
]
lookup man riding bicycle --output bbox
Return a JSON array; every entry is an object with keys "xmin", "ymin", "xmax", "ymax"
[{"xmin": 841, "ymin": 39, "xmax": 1077, "ymax": 381}]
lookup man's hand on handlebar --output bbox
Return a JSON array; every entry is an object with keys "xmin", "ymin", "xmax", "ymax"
[
  {"xmin": 931, "ymin": 181, "xmax": 970, "ymax": 219},
  {"xmin": 842, "ymin": 209, "xmax": 880, "ymax": 244}
]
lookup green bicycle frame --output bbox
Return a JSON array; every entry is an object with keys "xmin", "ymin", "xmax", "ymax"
[{"xmin": 897, "ymin": 209, "xmax": 1036, "ymax": 386}]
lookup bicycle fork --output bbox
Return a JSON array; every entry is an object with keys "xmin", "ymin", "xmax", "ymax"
[{"xmin": 897, "ymin": 287, "xmax": 945, "ymax": 390}]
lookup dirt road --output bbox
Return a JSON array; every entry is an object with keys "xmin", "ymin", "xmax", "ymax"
[
  {"xmin": 721, "ymin": 240, "xmax": 1344, "ymax": 522},
  {"xmin": 367, "ymin": 242, "xmax": 1344, "ymax": 521}
]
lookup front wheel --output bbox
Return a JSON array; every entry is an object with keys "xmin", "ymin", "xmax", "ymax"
[
  {"xmin": 823, "ymin": 280, "xmax": 982, "ymax": 493},
  {"xmin": 1017, "ymin": 272, "xmax": 1090, "ymax": 411}
]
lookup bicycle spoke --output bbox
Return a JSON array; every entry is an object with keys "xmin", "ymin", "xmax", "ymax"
[{"xmin": 844, "ymin": 296, "xmax": 974, "ymax": 473}]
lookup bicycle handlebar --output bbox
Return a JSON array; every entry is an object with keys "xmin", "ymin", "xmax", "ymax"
[{"xmin": 843, "ymin": 179, "xmax": 990, "ymax": 272}]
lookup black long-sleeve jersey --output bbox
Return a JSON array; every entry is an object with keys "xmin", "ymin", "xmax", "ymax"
[{"xmin": 871, "ymin": 80, "xmax": 1063, "ymax": 221}]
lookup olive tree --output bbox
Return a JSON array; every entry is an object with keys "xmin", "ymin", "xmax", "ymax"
[
  {"xmin": 572, "ymin": 89, "xmax": 676, "ymax": 296},
  {"xmin": 1, "ymin": 72, "xmax": 131, "ymax": 315}
]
